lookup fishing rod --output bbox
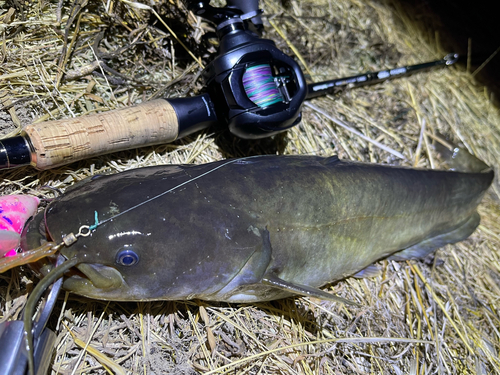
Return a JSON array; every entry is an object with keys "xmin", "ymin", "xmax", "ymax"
[
  {"xmin": 0, "ymin": 0, "xmax": 458, "ymax": 171},
  {"xmin": 307, "ymin": 53, "xmax": 458, "ymax": 98}
]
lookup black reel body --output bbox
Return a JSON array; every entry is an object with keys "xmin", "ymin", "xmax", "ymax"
[
  {"xmin": 189, "ymin": 1, "xmax": 306, "ymax": 139},
  {"xmin": 205, "ymin": 20, "xmax": 306, "ymax": 138}
]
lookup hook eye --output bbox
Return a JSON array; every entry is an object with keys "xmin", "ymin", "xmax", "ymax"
[{"xmin": 116, "ymin": 249, "xmax": 139, "ymax": 266}]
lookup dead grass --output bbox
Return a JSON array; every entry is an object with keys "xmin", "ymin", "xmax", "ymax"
[{"xmin": 1, "ymin": 0, "xmax": 499, "ymax": 373}]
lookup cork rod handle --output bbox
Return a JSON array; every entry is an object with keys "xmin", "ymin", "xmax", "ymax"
[{"xmin": 23, "ymin": 99, "xmax": 179, "ymax": 170}]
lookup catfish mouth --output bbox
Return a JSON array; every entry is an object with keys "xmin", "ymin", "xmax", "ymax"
[
  {"xmin": 21, "ymin": 214, "xmax": 125, "ymax": 297},
  {"xmin": 58, "ymin": 239, "xmax": 126, "ymax": 295},
  {"xmin": 62, "ymin": 262, "xmax": 125, "ymax": 296}
]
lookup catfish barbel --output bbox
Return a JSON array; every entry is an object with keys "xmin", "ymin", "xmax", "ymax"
[{"xmin": 22, "ymin": 149, "xmax": 493, "ymax": 304}]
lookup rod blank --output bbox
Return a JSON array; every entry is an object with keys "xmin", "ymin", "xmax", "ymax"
[{"xmin": 307, "ymin": 53, "xmax": 459, "ymax": 99}]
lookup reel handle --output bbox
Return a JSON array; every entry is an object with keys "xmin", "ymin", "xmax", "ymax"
[
  {"xmin": 24, "ymin": 99, "xmax": 178, "ymax": 169},
  {"xmin": 0, "ymin": 94, "xmax": 217, "ymax": 170}
]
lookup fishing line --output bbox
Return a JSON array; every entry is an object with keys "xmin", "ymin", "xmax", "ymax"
[
  {"xmin": 84, "ymin": 155, "xmax": 264, "ymax": 232},
  {"xmin": 242, "ymin": 64, "xmax": 283, "ymax": 108},
  {"xmin": 24, "ymin": 256, "xmax": 80, "ymax": 375},
  {"xmin": 80, "ymin": 150, "xmax": 352, "ymax": 235},
  {"xmin": 67, "ymin": 151, "xmax": 344, "ymax": 243}
]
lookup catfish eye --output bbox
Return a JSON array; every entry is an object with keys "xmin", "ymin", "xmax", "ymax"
[{"xmin": 116, "ymin": 249, "xmax": 139, "ymax": 266}]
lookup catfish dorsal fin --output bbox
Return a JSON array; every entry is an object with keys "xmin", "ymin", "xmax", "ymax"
[
  {"xmin": 320, "ymin": 155, "xmax": 341, "ymax": 165},
  {"xmin": 262, "ymin": 274, "xmax": 361, "ymax": 306}
]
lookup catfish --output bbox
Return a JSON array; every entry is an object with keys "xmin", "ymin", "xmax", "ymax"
[{"xmin": 22, "ymin": 148, "xmax": 493, "ymax": 304}]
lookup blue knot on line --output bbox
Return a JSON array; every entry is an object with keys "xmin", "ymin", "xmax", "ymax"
[{"xmin": 89, "ymin": 211, "xmax": 99, "ymax": 231}]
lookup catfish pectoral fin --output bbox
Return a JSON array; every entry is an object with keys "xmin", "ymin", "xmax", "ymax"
[
  {"xmin": 389, "ymin": 212, "xmax": 480, "ymax": 261},
  {"xmin": 352, "ymin": 264, "xmax": 381, "ymax": 278},
  {"xmin": 262, "ymin": 274, "xmax": 361, "ymax": 306}
]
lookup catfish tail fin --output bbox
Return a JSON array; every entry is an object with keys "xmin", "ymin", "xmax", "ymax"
[{"xmin": 432, "ymin": 133, "xmax": 491, "ymax": 173}]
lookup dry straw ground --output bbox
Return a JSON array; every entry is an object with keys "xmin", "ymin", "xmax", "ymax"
[{"xmin": 1, "ymin": 0, "xmax": 499, "ymax": 373}]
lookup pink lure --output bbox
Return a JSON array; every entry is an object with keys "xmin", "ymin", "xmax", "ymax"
[{"xmin": 0, "ymin": 195, "xmax": 40, "ymax": 257}]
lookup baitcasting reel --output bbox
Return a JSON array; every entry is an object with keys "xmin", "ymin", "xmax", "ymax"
[
  {"xmin": 188, "ymin": 0, "xmax": 306, "ymax": 138},
  {"xmin": 0, "ymin": 0, "xmax": 457, "ymax": 170}
]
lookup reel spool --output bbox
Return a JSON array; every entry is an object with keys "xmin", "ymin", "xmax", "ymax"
[{"xmin": 242, "ymin": 64, "xmax": 284, "ymax": 108}]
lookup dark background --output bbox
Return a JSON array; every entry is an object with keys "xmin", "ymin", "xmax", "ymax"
[{"xmin": 399, "ymin": 0, "xmax": 500, "ymax": 105}]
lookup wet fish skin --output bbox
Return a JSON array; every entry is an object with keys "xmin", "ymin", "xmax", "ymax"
[{"xmin": 24, "ymin": 155, "xmax": 493, "ymax": 302}]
